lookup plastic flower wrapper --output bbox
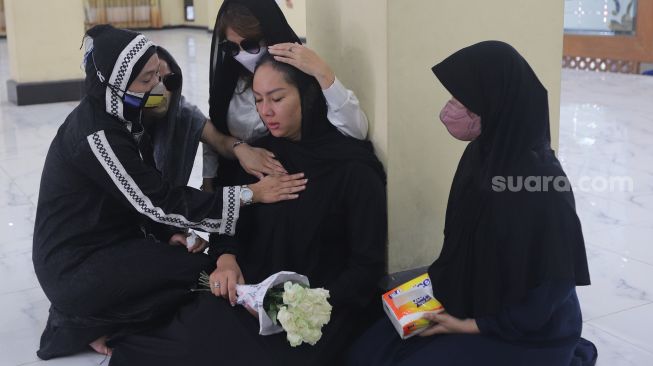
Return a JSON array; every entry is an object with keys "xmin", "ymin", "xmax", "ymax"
[{"xmin": 198, "ymin": 271, "xmax": 332, "ymax": 347}]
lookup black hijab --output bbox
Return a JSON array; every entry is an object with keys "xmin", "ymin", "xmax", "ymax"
[
  {"xmin": 252, "ymin": 56, "xmax": 385, "ymax": 183},
  {"xmin": 213, "ymin": 58, "xmax": 386, "ymax": 309},
  {"xmin": 209, "ymin": 0, "xmax": 300, "ymax": 135},
  {"xmin": 428, "ymin": 41, "xmax": 591, "ymax": 319},
  {"xmin": 147, "ymin": 47, "xmax": 205, "ymax": 187}
]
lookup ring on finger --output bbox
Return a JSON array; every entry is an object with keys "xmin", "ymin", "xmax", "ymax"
[{"xmin": 214, "ymin": 281, "xmax": 221, "ymax": 289}]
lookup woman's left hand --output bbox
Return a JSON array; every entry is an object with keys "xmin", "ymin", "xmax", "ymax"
[
  {"xmin": 168, "ymin": 233, "xmax": 208, "ymax": 254},
  {"xmin": 268, "ymin": 43, "xmax": 335, "ymax": 90},
  {"xmin": 186, "ymin": 234, "xmax": 208, "ymax": 254},
  {"xmin": 419, "ymin": 312, "xmax": 480, "ymax": 336}
]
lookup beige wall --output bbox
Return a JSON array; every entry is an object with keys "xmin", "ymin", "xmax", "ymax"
[
  {"xmin": 160, "ymin": 0, "xmax": 184, "ymax": 26},
  {"xmin": 206, "ymin": 0, "xmax": 222, "ymax": 31},
  {"xmin": 308, "ymin": 1, "xmax": 564, "ymax": 272},
  {"xmin": 160, "ymin": 0, "xmax": 219, "ymax": 29},
  {"xmin": 279, "ymin": 0, "xmax": 306, "ymax": 39},
  {"xmin": 187, "ymin": 0, "xmax": 209, "ymax": 28},
  {"xmin": 5, "ymin": 0, "xmax": 85, "ymax": 82},
  {"xmin": 306, "ymin": 0, "xmax": 388, "ymax": 161}
]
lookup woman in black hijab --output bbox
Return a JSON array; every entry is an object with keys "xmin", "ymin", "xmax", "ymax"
[
  {"xmin": 108, "ymin": 56, "xmax": 387, "ymax": 366},
  {"xmin": 203, "ymin": 0, "xmax": 369, "ymax": 187},
  {"xmin": 348, "ymin": 41, "xmax": 597, "ymax": 366}
]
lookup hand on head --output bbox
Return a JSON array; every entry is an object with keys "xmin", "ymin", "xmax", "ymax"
[{"xmin": 268, "ymin": 43, "xmax": 336, "ymax": 90}]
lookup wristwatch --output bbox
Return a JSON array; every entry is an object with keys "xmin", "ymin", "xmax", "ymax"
[{"xmin": 240, "ymin": 185, "xmax": 254, "ymax": 206}]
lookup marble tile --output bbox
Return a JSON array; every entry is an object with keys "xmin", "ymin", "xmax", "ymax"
[
  {"xmin": 0, "ymin": 327, "xmax": 45, "ymax": 366},
  {"xmin": 576, "ymin": 245, "xmax": 653, "ymax": 321},
  {"xmin": 0, "ymin": 287, "xmax": 49, "ymax": 333},
  {"xmin": 0, "ymin": 248, "xmax": 40, "ymax": 295},
  {"xmin": 0, "ymin": 326, "xmax": 106, "ymax": 366},
  {"xmin": 574, "ymin": 191, "xmax": 653, "ymax": 232},
  {"xmin": 0, "ymin": 168, "xmax": 32, "ymax": 208},
  {"xmin": 0, "ymin": 154, "xmax": 47, "ymax": 204},
  {"xmin": 0, "ymin": 104, "xmax": 73, "ymax": 161},
  {"xmin": 0, "ymin": 204, "xmax": 36, "ymax": 246},
  {"xmin": 588, "ymin": 303, "xmax": 653, "ymax": 354},
  {"xmin": 582, "ymin": 323, "xmax": 653, "ymax": 366},
  {"xmin": 0, "ymin": 288, "xmax": 48, "ymax": 365},
  {"xmin": 18, "ymin": 353, "xmax": 108, "ymax": 366},
  {"xmin": 584, "ymin": 223, "xmax": 653, "ymax": 266}
]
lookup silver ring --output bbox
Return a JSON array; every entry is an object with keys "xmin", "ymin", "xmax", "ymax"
[{"xmin": 214, "ymin": 281, "xmax": 221, "ymax": 289}]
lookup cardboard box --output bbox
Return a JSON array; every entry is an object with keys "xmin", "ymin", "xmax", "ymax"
[{"xmin": 382, "ymin": 273, "xmax": 445, "ymax": 339}]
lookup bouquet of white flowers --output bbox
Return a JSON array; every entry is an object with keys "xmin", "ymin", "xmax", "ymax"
[{"xmin": 199, "ymin": 271, "xmax": 332, "ymax": 347}]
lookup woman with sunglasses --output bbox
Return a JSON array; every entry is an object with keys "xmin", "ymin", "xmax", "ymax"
[{"xmin": 202, "ymin": 0, "xmax": 369, "ymax": 189}]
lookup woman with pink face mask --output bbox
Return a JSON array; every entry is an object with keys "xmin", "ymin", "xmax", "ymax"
[{"xmin": 348, "ymin": 41, "xmax": 597, "ymax": 366}]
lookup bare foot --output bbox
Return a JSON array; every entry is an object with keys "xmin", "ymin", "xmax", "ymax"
[{"xmin": 89, "ymin": 336, "xmax": 112, "ymax": 356}]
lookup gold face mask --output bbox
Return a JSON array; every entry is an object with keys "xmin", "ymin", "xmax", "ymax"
[{"xmin": 144, "ymin": 81, "xmax": 167, "ymax": 109}]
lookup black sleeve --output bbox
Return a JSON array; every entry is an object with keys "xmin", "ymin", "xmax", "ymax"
[
  {"xmin": 74, "ymin": 129, "xmax": 241, "ymax": 235},
  {"xmin": 326, "ymin": 165, "xmax": 387, "ymax": 309},
  {"xmin": 207, "ymin": 167, "xmax": 256, "ymax": 260},
  {"xmin": 143, "ymin": 220, "xmax": 185, "ymax": 243},
  {"xmin": 476, "ymin": 280, "xmax": 577, "ymax": 340}
]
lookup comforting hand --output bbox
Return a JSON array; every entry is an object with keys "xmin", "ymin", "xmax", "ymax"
[
  {"xmin": 234, "ymin": 144, "xmax": 287, "ymax": 179},
  {"xmin": 419, "ymin": 312, "xmax": 480, "ymax": 336},
  {"xmin": 268, "ymin": 43, "xmax": 336, "ymax": 90},
  {"xmin": 210, "ymin": 254, "xmax": 244, "ymax": 306},
  {"xmin": 249, "ymin": 173, "xmax": 307, "ymax": 204}
]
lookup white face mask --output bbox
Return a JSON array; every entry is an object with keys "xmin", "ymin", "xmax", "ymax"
[{"xmin": 234, "ymin": 50, "xmax": 266, "ymax": 73}]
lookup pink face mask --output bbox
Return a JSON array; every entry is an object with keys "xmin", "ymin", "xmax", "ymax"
[{"xmin": 439, "ymin": 99, "xmax": 482, "ymax": 141}]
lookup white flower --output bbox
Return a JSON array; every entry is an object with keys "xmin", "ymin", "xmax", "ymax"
[{"xmin": 275, "ymin": 281, "xmax": 332, "ymax": 347}]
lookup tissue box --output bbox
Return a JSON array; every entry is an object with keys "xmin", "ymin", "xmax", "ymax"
[{"xmin": 382, "ymin": 273, "xmax": 444, "ymax": 339}]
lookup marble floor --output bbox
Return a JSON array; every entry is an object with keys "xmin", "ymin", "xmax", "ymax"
[{"xmin": 0, "ymin": 29, "xmax": 652, "ymax": 365}]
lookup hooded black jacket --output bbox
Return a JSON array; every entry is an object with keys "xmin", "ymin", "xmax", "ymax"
[{"xmin": 33, "ymin": 28, "xmax": 241, "ymax": 288}]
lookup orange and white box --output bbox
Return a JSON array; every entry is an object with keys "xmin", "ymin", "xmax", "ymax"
[{"xmin": 382, "ymin": 273, "xmax": 445, "ymax": 339}]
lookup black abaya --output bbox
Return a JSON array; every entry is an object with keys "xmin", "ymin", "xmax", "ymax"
[
  {"xmin": 349, "ymin": 41, "xmax": 596, "ymax": 366},
  {"xmin": 109, "ymin": 60, "xmax": 388, "ymax": 366},
  {"xmin": 109, "ymin": 140, "xmax": 388, "ymax": 366},
  {"xmin": 33, "ymin": 26, "xmax": 239, "ymax": 360}
]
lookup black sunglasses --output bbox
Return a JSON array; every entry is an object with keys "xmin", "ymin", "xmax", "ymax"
[
  {"xmin": 161, "ymin": 72, "xmax": 181, "ymax": 91},
  {"xmin": 219, "ymin": 39, "xmax": 263, "ymax": 57}
]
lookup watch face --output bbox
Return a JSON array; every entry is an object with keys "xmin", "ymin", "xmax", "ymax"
[{"xmin": 242, "ymin": 188, "xmax": 254, "ymax": 201}]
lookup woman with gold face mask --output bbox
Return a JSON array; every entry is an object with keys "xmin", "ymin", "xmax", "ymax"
[{"xmin": 32, "ymin": 25, "xmax": 307, "ymax": 360}]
